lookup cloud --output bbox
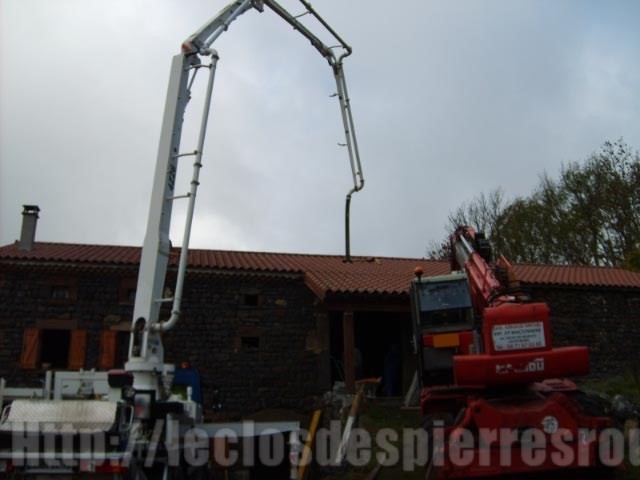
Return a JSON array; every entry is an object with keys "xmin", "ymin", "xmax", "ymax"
[{"xmin": 2, "ymin": 0, "xmax": 639, "ymax": 258}]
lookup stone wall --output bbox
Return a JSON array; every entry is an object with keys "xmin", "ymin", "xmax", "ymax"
[
  {"xmin": 0, "ymin": 266, "xmax": 331, "ymax": 415},
  {"xmin": 167, "ymin": 271, "xmax": 331, "ymax": 415},
  {"xmin": 527, "ymin": 285, "xmax": 640, "ymax": 377},
  {"xmin": 0, "ymin": 267, "xmax": 135, "ymax": 387},
  {"xmin": 1, "ymin": 264, "xmax": 639, "ymax": 414}
]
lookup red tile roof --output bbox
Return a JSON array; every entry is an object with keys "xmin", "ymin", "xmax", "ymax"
[
  {"xmin": 511, "ymin": 263, "xmax": 640, "ymax": 288},
  {"xmin": 2, "ymin": 242, "xmax": 640, "ymax": 297}
]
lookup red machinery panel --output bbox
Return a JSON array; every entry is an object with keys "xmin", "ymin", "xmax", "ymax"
[
  {"xmin": 482, "ymin": 303, "xmax": 552, "ymax": 355},
  {"xmin": 453, "ymin": 346, "xmax": 590, "ymax": 386}
]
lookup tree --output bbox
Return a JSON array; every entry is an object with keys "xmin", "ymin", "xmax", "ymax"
[
  {"xmin": 555, "ymin": 140, "xmax": 640, "ymax": 266},
  {"xmin": 446, "ymin": 188, "xmax": 507, "ymax": 240},
  {"xmin": 427, "ymin": 140, "xmax": 640, "ymax": 267},
  {"xmin": 425, "ymin": 189, "xmax": 507, "ymax": 260}
]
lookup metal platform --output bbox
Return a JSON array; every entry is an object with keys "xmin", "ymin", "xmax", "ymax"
[{"xmin": 0, "ymin": 400, "xmax": 118, "ymax": 434}]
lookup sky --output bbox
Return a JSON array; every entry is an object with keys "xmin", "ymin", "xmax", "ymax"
[{"xmin": 1, "ymin": 0, "xmax": 639, "ymax": 259}]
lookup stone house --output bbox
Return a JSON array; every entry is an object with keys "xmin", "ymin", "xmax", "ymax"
[{"xmin": 1, "ymin": 214, "xmax": 640, "ymax": 417}]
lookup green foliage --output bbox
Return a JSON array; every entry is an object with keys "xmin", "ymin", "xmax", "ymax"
[
  {"xmin": 429, "ymin": 140, "xmax": 640, "ymax": 267},
  {"xmin": 624, "ymin": 249, "xmax": 640, "ymax": 272},
  {"xmin": 581, "ymin": 371, "xmax": 640, "ymax": 405}
]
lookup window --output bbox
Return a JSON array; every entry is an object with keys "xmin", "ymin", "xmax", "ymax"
[
  {"xmin": 40, "ymin": 330, "xmax": 71, "ymax": 368},
  {"xmin": 241, "ymin": 293, "xmax": 260, "ymax": 307},
  {"xmin": 20, "ymin": 328, "xmax": 87, "ymax": 370},
  {"xmin": 119, "ymin": 278, "xmax": 137, "ymax": 305},
  {"xmin": 241, "ymin": 336, "xmax": 260, "ymax": 351},
  {"xmin": 51, "ymin": 286, "xmax": 70, "ymax": 300},
  {"xmin": 234, "ymin": 327, "xmax": 264, "ymax": 354},
  {"xmin": 47, "ymin": 276, "xmax": 77, "ymax": 304}
]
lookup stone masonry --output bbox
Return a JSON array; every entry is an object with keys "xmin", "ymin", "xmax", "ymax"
[{"xmin": 0, "ymin": 265, "xmax": 331, "ymax": 416}]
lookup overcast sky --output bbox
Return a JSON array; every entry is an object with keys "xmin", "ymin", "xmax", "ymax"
[{"xmin": 1, "ymin": 0, "xmax": 639, "ymax": 258}]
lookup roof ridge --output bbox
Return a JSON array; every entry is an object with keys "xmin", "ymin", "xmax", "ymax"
[
  {"xmin": 515, "ymin": 262, "xmax": 638, "ymax": 272},
  {"xmin": 3, "ymin": 243, "xmax": 639, "ymax": 273},
  {"xmin": 3, "ymin": 241, "xmax": 441, "ymax": 263},
  {"xmin": 25, "ymin": 241, "xmax": 140, "ymax": 249},
  {"xmin": 1, "ymin": 242, "xmax": 639, "ymax": 291}
]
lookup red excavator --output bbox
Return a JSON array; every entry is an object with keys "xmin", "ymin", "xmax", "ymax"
[{"xmin": 410, "ymin": 226, "xmax": 615, "ymax": 479}]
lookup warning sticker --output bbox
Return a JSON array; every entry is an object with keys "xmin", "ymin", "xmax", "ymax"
[{"xmin": 492, "ymin": 322, "xmax": 546, "ymax": 351}]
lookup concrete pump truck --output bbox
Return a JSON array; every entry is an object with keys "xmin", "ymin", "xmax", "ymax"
[{"xmin": 0, "ymin": 1, "xmax": 363, "ymax": 478}]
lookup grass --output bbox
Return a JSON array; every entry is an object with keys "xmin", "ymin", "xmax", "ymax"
[
  {"xmin": 580, "ymin": 370, "xmax": 640, "ymax": 405},
  {"xmin": 580, "ymin": 371, "xmax": 640, "ymax": 480},
  {"xmin": 321, "ymin": 399, "xmax": 425, "ymax": 480}
]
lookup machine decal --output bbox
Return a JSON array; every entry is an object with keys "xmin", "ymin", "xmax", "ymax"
[
  {"xmin": 541, "ymin": 416, "xmax": 559, "ymax": 434},
  {"xmin": 495, "ymin": 357, "xmax": 545, "ymax": 375},
  {"xmin": 492, "ymin": 321, "xmax": 546, "ymax": 351}
]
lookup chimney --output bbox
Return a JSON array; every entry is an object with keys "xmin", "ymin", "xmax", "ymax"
[{"xmin": 19, "ymin": 205, "xmax": 40, "ymax": 251}]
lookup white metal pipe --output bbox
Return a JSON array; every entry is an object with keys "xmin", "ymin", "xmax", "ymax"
[
  {"xmin": 183, "ymin": 0, "xmax": 253, "ymax": 53},
  {"xmin": 156, "ymin": 50, "xmax": 219, "ymax": 332},
  {"xmin": 264, "ymin": 0, "xmax": 337, "ymax": 63},
  {"xmin": 334, "ymin": 62, "xmax": 364, "ymax": 263},
  {"xmin": 298, "ymin": 0, "xmax": 351, "ymax": 57},
  {"xmin": 202, "ymin": 0, "xmax": 252, "ymax": 50},
  {"xmin": 338, "ymin": 67, "xmax": 364, "ymax": 190},
  {"xmin": 44, "ymin": 370, "xmax": 52, "ymax": 399},
  {"xmin": 333, "ymin": 66, "xmax": 357, "ymax": 187}
]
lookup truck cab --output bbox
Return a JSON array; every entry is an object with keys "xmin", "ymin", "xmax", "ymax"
[{"xmin": 410, "ymin": 272, "xmax": 475, "ymax": 386}]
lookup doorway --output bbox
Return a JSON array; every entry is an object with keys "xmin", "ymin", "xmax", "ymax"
[{"xmin": 329, "ymin": 310, "xmax": 413, "ymax": 396}]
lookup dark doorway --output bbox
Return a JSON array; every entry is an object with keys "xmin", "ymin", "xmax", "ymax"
[
  {"xmin": 40, "ymin": 329, "xmax": 71, "ymax": 368},
  {"xmin": 329, "ymin": 310, "xmax": 413, "ymax": 396},
  {"xmin": 354, "ymin": 312, "xmax": 406, "ymax": 396},
  {"xmin": 115, "ymin": 331, "xmax": 130, "ymax": 369}
]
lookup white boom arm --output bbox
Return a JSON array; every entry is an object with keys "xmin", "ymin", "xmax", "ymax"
[{"xmin": 126, "ymin": 0, "xmax": 364, "ymax": 394}]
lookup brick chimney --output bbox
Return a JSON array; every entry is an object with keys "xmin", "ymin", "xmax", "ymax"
[{"xmin": 19, "ymin": 205, "xmax": 40, "ymax": 251}]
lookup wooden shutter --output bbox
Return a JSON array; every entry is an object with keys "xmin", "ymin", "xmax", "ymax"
[
  {"xmin": 20, "ymin": 328, "xmax": 40, "ymax": 369},
  {"xmin": 98, "ymin": 330, "xmax": 118, "ymax": 369},
  {"xmin": 68, "ymin": 329, "xmax": 87, "ymax": 370}
]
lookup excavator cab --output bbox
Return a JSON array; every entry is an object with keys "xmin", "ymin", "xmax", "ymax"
[{"xmin": 410, "ymin": 273, "xmax": 475, "ymax": 386}]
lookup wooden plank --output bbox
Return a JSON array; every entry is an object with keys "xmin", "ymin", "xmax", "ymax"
[
  {"xmin": 334, "ymin": 383, "xmax": 365, "ymax": 465},
  {"xmin": 365, "ymin": 464, "xmax": 383, "ymax": 480},
  {"xmin": 403, "ymin": 371, "xmax": 419, "ymax": 408},
  {"xmin": 343, "ymin": 310, "xmax": 355, "ymax": 393},
  {"xmin": 297, "ymin": 409, "xmax": 322, "ymax": 480}
]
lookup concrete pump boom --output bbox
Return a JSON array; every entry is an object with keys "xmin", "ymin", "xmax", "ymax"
[{"xmin": 126, "ymin": 0, "xmax": 364, "ymax": 395}]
